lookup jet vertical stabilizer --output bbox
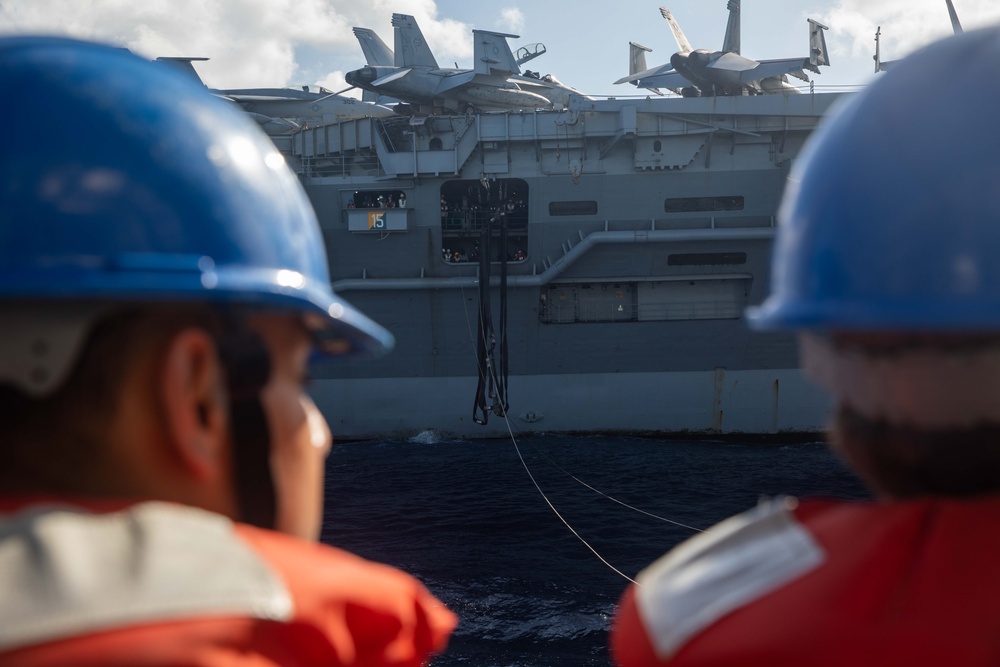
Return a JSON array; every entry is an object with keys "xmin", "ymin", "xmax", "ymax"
[
  {"xmin": 392, "ymin": 13, "xmax": 438, "ymax": 69},
  {"xmin": 808, "ymin": 19, "xmax": 830, "ymax": 69},
  {"xmin": 722, "ymin": 0, "xmax": 741, "ymax": 55},
  {"xmin": 155, "ymin": 57, "xmax": 209, "ymax": 85},
  {"xmin": 625, "ymin": 42, "xmax": 664, "ymax": 95},
  {"xmin": 473, "ymin": 30, "xmax": 521, "ymax": 76},
  {"xmin": 659, "ymin": 7, "xmax": 693, "ymax": 54},
  {"xmin": 946, "ymin": 0, "xmax": 964, "ymax": 33},
  {"xmin": 628, "ymin": 42, "xmax": 653, "ymax": 76},
  {"xmin": 353, "ymin": 27, "xmax": 394, "ymax": 67},
  {"xmin": 874, "ymin": 26, "xmax": 886, "ymax": 73}
]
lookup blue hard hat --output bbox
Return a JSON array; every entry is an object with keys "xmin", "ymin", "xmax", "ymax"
[
  {"xmin": 747, "ymin": 27, "xmax": 1000, "ymax": 332},
  {"xmin": 0, "ymin": 36, "xmax": 392, "ymax": 356}
]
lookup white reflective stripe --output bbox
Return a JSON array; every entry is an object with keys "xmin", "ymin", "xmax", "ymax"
[
  {"xmin": 0, "ymin": 502, "xmax": 294, "ymax": 651},
  {"xmin": 635, "ymin": 497, "xmax": 824, "ymax": 659}
]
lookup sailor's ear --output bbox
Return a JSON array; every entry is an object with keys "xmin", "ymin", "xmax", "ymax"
[{"xmin": 158, "ymin": 328, "xmax": 229, "ymax": 479}]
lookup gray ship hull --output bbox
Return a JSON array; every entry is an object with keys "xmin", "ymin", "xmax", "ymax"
[
  {"xmin": 286, "ymin": 93, "xmax": 843, "ymax": 439},
  {"xmin": 311, "ymin": 368, "xmax": 831, "ymax": 440}
]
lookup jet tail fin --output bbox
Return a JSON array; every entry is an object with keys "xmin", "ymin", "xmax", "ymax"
[
  {"xmin": 155, "ymin": 57, "xmax": 209, "ymax": 85},
  {"xmin": 659, "ymin": 7, "xmax": 693, "ymax": 54},
  {"xmin": 624, "ymin": 42, "xmax": 663, "ymax": 95},
  {"xmin": 628, "ymin": 41, "xmax": 653, "ymax": 78},
  {"xmin": 946, "ymin": 0, "xmax": 964, "ymax": 34},
  {"xmin": 353, "ymin": 27, "xmax": 394, "ymax": 67},
  {"xmin": 473, "ymin": 30, "xmax": 521, "ymax": 76},
  {"xmin": 391, "ymin": 13, "xmax": 438, "ymax": 69},
  {"xmin": 873, "ymin": 25, "xmax": 891, "ymax": 73},
  {"xmin": 807, "ymin": 19, "xmax": 830, "ymax": 70},
  {"xmin": 722, "ymin": 0, "xmax": 741, "ymax": 55}
]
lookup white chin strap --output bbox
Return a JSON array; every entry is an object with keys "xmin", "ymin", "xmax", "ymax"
[
  {"xmin": 800, "ymin": 333, "xmax": 1000, "ymax": 430},
  {"xmin": 0, "ymin": 305, "xmax": 103, "ymax": 397}
]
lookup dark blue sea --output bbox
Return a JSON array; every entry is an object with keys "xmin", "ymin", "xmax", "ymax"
[{"xmin": 321, "ymin": 434, "xmax": 870, "ymax": 666}]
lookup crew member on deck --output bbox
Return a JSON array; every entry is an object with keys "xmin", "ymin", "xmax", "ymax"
[
  {"xmin": 0, "ymin": 37, "xmax": 455, "ymax": 666},
  {"xmin": 611, "ymin": 27, "xmax": 1000, "ymax": 666}
]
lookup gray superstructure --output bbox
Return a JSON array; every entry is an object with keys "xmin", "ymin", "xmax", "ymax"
[{"xmin": 285, "ymin": 92, "xmax": 842, "ymax": 439}]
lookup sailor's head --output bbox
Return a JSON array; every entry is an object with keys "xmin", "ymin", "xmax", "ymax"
[
  {"xmin": 747, "ymin": 27, "xmax": 1000, "ymax": 498},
  {"xmin": 0, "ymin": 36, "xmax": 392, "ymax": 538}
]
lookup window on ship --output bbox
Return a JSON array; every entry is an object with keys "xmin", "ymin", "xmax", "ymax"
[
  {"xmin": 539, "ymin": 278, "xmax": 750, "ymax": 323},
  {"xmin": 439, "ymin": 178, "xmax": 528, "ymax": 264},
  {"xmin": 549, "ymin": 200, "xmax": 598, "ymax": 216},
  {"xmin": 664, "ymin": 196, "xmax": 744, "ymax": 213},
  {"xmin": 350, "ymin": 190, "xmax": 408, "ymax": 209}
]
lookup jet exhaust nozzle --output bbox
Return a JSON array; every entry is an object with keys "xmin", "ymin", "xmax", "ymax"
[{"xmin": 346, "ymin": 66, "xmax": 377, "ymax": 88}]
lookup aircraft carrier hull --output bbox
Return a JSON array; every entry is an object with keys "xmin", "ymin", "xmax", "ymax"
[{"xmin": 285, "ymin": 93, "xmax": 843, "ymax": 439}]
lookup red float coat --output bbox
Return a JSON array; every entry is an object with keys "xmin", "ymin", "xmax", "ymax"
[
  {"xmin": 611, "ymin": 495, "xmax": 1000, "ymax": 666},
  {"xmin": 0, "ymin": 498, "xmax": 457, "ymax": 666}
]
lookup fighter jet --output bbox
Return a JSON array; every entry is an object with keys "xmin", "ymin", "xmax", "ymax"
[
  {"xmin": 155, "ymin": 56, "xmax": 395, "ymax": 133},
  {"xmin": 615, "ymin": 1, "xmax": 830, "ymax": 97},
  {"xmin": 345, "ymin": 13, "xmax": 586, "ymax": 114},
  {"xmin": 875, "ymin": 0, "xmax": 964, "ymax": 72}
]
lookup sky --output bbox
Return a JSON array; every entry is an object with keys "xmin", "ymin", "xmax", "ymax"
[{"xmin": 1, "ymin": 0, "xmax": 999, "ymax": 99}]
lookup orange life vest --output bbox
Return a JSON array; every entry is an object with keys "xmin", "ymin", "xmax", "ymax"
[
  {"xmin": 0, "ymin": 499, "xmax": 457, "ymax": 666},
  {"xmin": 612, "ymin": 495, "xmax": 1000, "ymax": 666}
]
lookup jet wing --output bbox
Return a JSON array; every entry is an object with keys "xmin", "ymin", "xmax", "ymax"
[
  {"xmin": 706, "ymin": 51, "xmax": 762, "ymax": 73},
  {"xmin": 434, "ymin": 70, "xmax": 478, "ymax": 94},
  {"xmin": 636, "ymin": 70, "xmax": 693, "ymax": 91},
  {"xmin": 876, "ymin": 59, "xmax": 897, "ymax": 73},
  {"xmin": 614, "ymin": 61, "xmax": 678, "ymax": 85},
  {"xmin": 371, "ymin": 68, "xmax": 413, "ymax": 87},
  {"xmin": 735, "ymin": 57, "xmax": 816, "ymax": 84},
  {"xmin": 220, "ymin": 88, "xmax": 326, "ymax": 101}
]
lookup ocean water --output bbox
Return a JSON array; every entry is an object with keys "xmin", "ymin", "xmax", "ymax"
[{"xmin": 321, "ymin": 434, "xmax": 870, "ymax": 666}]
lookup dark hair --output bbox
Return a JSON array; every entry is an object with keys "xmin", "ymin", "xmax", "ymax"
[
  {"xmin": 0, "ymin": 305, "xmax": 225, "ymax": 493},
  {"xmin": 831, "ymin": 405, "xmax": 1000, "ymax": 499}
]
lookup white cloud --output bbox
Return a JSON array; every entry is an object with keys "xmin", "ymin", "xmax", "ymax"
[
  {"xmin": 817, "ymin": 0, "xmax": 1000, "ymax": 61},
  {"xmin": 2, "ymin": 0, "xmax": 998, "ymax": 96},
  {"xmin": 0, "ymin": 0, "xmax": 478, "ymax": 88},
  {"xmin": 499, "ymin": 7, "xmax": 526, "ymax": 35}
]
